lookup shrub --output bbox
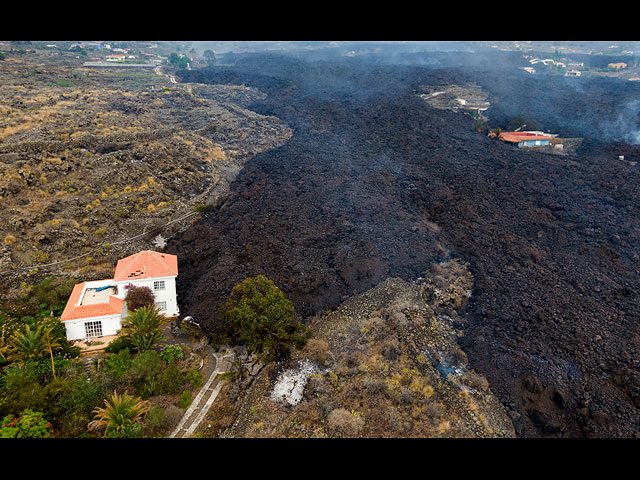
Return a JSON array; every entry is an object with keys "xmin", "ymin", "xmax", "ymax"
[
  {"xmin": 105, "ymin": 335, "xmax": 132, "ymax": 354},
  {"xmin": 187, "ymin": 369, "xmax": 203, "ymax": 389},
  {"xmin": 193, "ymin": 202, "xmax": 215, "ymax": 213},
  {"xmin": 106, "ymin": 422, "xmax": 143, "ymax": 438},
  {"xmin": 130, "ymin": 350, "xmax": 162, "ymax": 382},
  {"xmin": 28, "ymin": 277, "xmax": 76, "ymax": 313},
  {"xmin": 302, "ymin": 338, "xmax": 331, "ymax": 366},
  {"xmin": 145, "ymin": 405, "xmax": 165, "ymax": 430},
  {"xmin": 160, "ymin": 345, "xmax": 184, "ymax": 364},
  {"xmin": 0, "ymin": 363, "xmax": 48, "ymax": 414},
  {"xmin": 0, "ymin": 409, "xmax": 53, "ymax": 438},
  {"xmin": 327, "ymin": 408, "xmax": 364, "ymax": 437},
  {"xmin": 103, "ymin": 348, "xmax": 132, "ymax": 379},
  {"xmin": 163, "ymin": 404, "xmax": 183, "ymax": 426},
  {"xmin": 179, "ymin": 390, "xmax": 192, "ymax": 409},
  {"xmin": 124, "ymin": 285, "xmax": 155, "ymax": 311},
  {"xmin": 158, "ymin": 359, "xmax": 184, "ymax": 395}
]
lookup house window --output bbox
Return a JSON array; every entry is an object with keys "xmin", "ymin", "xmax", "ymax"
[
  {"xmin": 84, "ymin": 320, "xmax": 103, "ymax": 338},
  {"xmin": 155, "ymin": 301, "xmax": 167, "ymax": 312},
  {"xmin": 153, "ymin": 280, "xmax": 165, "ymax": 291}
]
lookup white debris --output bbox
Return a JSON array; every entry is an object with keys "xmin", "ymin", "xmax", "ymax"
[
  {"xmin": 152, "ymin": 234, "xmax": 167, "ymax": 249},
  {"xmin": 270, "ymin": 359, "xmax": 322, "ymax": 406}
]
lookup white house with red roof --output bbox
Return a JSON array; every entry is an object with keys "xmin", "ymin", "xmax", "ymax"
[{"xmin": 60, "ymin": 251, "xmax": 179, "ymax": 341}]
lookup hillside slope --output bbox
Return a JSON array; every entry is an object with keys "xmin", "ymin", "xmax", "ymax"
[{"xmin": 0, "ymin": 58, "xmax": 291, "ymax": 291}]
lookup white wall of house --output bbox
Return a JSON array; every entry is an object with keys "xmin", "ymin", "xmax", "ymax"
[
  {"xmin": 115, "ymin": 275, "xmax": 179, "ymax": 317},
  {"xmin": 64, "ymin": 314, "xmax": 123, "ymax": 341}
]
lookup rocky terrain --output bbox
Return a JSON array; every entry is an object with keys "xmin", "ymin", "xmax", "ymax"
[
  {"xmin": 205, "ymin": 260, "xmax": 514, "ymax": 438},
  {"xmin": 169, "ymin": 51, "xmax": 640, "ymax": 437},
  {"xmin": 0, "ymin": 54, "xmax": 291, "ymax": 294},
  {"xmin": 2, "ymin": 44, "xmax": 639, "ymax": 438}
]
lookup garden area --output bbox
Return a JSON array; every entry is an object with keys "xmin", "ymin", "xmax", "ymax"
[{"xmin": 0, "ymin": 277, "xmax": 208, "ymax": 438}]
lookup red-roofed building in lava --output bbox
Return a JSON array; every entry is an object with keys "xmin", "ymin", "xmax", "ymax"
[{"xmin": 498, "ymin": 131, "xmax": 552, "ymax": 148}]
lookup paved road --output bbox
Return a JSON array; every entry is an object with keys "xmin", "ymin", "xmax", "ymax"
[{"xmin": 168, "ymin": 350, "xmax": 234, "ymax": 438}]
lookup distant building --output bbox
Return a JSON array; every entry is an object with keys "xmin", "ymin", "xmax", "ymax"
[
  {"xmin": 498, "ymin": 132, "xmax": 552, "ymax": 148},
  {"xmin": 522, "ymin": 67, "xmax": 536, "ymax": 74},
  {"xmin": 106, "ymin": 54, "xmax": 125, "ymax": 62},
  {"xmin": 608, "ymin": 62, "xmax": 627, "ymax": 70},
  {"xmin": 565, "ymin": 69, "xmax": 582, "ymax": 77}
]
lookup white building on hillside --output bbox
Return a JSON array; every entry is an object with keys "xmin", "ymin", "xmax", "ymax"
[{"xmin": 60, "ymin": 250, "xmax": 179, "ymax": 341}]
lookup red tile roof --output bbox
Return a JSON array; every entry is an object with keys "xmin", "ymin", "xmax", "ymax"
[
  {"xmin": 60, "ymin": 283, "xmax": 125, "ymax": 322},
  {"xmin": 499, "ymin": 132, "xmax": 552, "ymax": 143},
  {"xmin": 113, "ymin": 250, "xmax": 178, "ymax": 281}
]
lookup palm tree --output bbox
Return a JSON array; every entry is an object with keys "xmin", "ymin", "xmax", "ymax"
[
  {"xmin": 88, "ymin": 391, "xmax": 150, "ymax": 435},
  {"xmin": 0, "ymin": 327, "xmax": 8, "ymax": 363},
  {"xmin": 3, "ymin": 322, "xmax": 62, "ymax": 377},
  {"xmin": 121, "ymin": 305, "xmax": 166, "ymax": 352},
  {"xmin": 6, "ymin": 324, "xmax": 51, "ymax": 362},
  {"xmin": 43, "ymin": 321, "xmax": 61, "ymax": 379}
]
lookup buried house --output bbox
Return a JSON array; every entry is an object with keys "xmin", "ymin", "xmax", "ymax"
[
  {"xmin": 60, "ymin": 250, "xmax": 179, "ymax": 341},
  {"xmin": 498, "ymin": 131, "xmax": 553, "ymax": 148}
]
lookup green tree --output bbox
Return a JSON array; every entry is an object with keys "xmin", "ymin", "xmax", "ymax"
[
  {"xmin": 88, "ymin": 390, "xmax": 149, "ymax": 436},
  {"xmin": 203, "ymin": 49, "xmax": 216, "ymax": 65},
  {"xmin": 220, "ymin": 275, "xmax": 311, "ymax": 364},
  {"xmin": 29, "ymin": 277, "xmax": 75, "ymax": 315},
  {"xmin": 168, "ymin": 52, "xmax": 189, "ymax": 70}
]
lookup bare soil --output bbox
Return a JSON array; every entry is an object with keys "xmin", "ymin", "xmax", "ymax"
[{"xmin": 0, "ymin": 58, "xmax": 291, "ymax": 292}]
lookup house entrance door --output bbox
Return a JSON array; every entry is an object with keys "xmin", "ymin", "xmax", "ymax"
[{"xmin": 84, "ymin": 320, "xmax": 103, "ymax": 338}]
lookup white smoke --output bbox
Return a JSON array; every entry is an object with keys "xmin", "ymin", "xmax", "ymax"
[{"xmin": 602, "ymin": 99, "xmax": 640, "ymax": 144}]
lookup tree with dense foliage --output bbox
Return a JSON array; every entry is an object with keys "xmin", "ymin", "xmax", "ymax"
[
  {"xmin": 124, "ymin": 284, "xmax": 155, "ymax": 312},
  {"xmin": 220, "ymin": 275, "xmax": 311, "ymax": 364},
  {"xmin": 28, "ymin": 277, "xmax": 76, "ymax": 315},
  {"xmin": 203, "ymin": 49, "xmax": 216, "ymax": 65},
  {"xmin": 88, "ymin": 390, "xmax": 149, "ymax": 436},
  {"xmin": 121, "ymin": 305, "xmax": 166, "ymax": 352},
  {"xmin": 168, "ymin": 52, "xmax": 189, "ymax": 70}
]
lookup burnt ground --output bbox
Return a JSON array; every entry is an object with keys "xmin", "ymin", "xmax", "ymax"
[{"xmin": 166, "ymin": 53, "xmax": 640, "ymax": 437}]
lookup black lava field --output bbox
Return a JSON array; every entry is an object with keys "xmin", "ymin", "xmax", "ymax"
[{"xmin": 166, "ymin": 51, "xmax": 640, "ymax": 437}]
